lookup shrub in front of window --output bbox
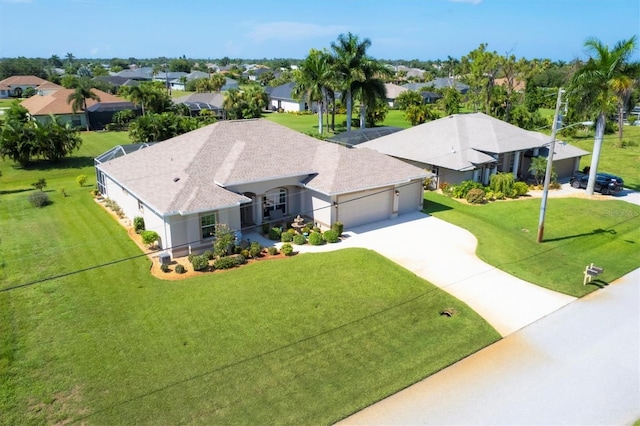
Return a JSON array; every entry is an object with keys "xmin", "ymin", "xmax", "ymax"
[
  {"xmin": 190, "ymin": 254, "xmax": 209, "ymax": 271},
  {"xmin": 203, "ymin": 250, "xmax": 214, "ymax": 260},
  {"xmin": 293, "ymin": 234, "xmax": 306, "ymax": 245},
  {"xmin": 261, "ymin": 222, "xmax": 269, "ymax": 234},
  {"xmin": 213, "ymin": 223, "xmax": 235, "ymax": 257},
  {"xmin": 308, "ymin": 232, "xmax": 324, "ymax": 246},
  {"xmin": 466, "ymin": 188, "xmax": 486, "ymax": 204},
  {"xmin": 133, "ymin": 216, "xmax": 145, "ymax": 234},
  {"xmin": 28, "ymin": 191, "xmax": 50, "ymax": 208},
  {"xmin": 268, "ymin": 226, "xmax": 282, "ymax": 241},
  {"xmin": 281, "ymin": 243, "xmax": 294, "ymax": 256},
  {"xmin": 280, "ymin": 232, "xmax": 293, "ymax": 242},
  {"xmin": 175, "ymin": 264, "xmax": 186, "ymax": 274},
  {"xmin": 323, "ymin": 229, "xmax": 339, "ymax": 243}
]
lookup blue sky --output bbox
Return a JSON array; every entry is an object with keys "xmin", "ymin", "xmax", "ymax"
[{"xmin": 1, "ymin": 0, "xmax": 638, "ymax": 61}]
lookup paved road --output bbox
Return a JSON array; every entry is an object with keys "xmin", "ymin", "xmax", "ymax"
[{"xmin": 339, "ymin": 268, "xmax": 640, "ymax": 425}]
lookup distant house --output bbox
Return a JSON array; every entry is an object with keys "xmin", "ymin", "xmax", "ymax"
[
  {"xmin": 0, "ymin": 75, "xmax": 51, "ymax": 98},
  {"xmin": 384, "ymin": 83, "xmax": 407, "ymax": 108},
  {"xmin": 95, "ymin": 119, "xmax": 428, "ymax": 258},
  {"xmin": 356, "ymin": 112, "xmax": 588, "ymax": 187},
  {"xmin": 93, "ymin": 76, "xmax": 138, "ymax": 92},
  {"xmin": 115, "ymin": 68, "xmax": 153, "ymax": 81},
  {"xmin": 495, "ymin": 77, "xmax": 526, "ymax": 92},
  {"xmin": 267, "ymin": 82, "xmax": 317, "ymax": 112},
  {"xmin": 172, "ymin": 92, "xmax": 225, "ymax": 118},
  {"xmin": 20, "ymin": 88, "xmax": 137, "ymax": 130},
  {"xmin": 404, "ymin": 78, "xmax": 469, "ymax": 95}
]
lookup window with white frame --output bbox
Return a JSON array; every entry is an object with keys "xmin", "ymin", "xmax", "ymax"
[
  {"xmin": 263, "ymin": 188, "xmax": 287, "ymax": 217},
  {"xmin": 200, "ymin": 213, "xmax": 217, "ymax": 239}
]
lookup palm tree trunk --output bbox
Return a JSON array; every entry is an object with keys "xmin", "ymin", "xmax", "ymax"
[
  {"xmin": 346, "ymin": 88, "xmax": 352, "ymax": 132},
  {"xmin": 617, "ymin": 104, "xmax": 624, "ymax": 143},
  {"xmin": 586, "ymin": 112, "xmax": 606, "ymax": 195},
  {"xmin": 317, "ymin": 100, "xmax": 323, "ymax": 135},
  {"xmin": 83, "ymin": 99, "xmax": 90, "ymax": 131},
  {"xmin": 360, "ymin": 103, "xmax": 366, "ymax": 129}
]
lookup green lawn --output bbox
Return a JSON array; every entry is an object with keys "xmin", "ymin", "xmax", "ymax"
[
  {"xmin": 0, "ymin": 132, "xmax": 499, "ymax": 424},
  {"xmin": 424, "ymin": 191, "xmax": 640, "ymax": 297}
]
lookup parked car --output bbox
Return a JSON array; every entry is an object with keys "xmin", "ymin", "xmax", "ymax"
[{"xmin": 570, "ymin": 172, "xmax": 624, "ymax": 195}]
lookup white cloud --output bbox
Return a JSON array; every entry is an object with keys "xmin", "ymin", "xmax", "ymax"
[
  {"xmin": 448, "ymin": 0, "xmax": 482, "ymax": 4},
  {"xmin": 245, "ymin": 21, "xmax": 349, "ymax": 44}
]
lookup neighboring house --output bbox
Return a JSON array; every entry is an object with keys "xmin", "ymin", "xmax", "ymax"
[
  {"xmin": 20, "ymin": 88, "xmax": 137, "ymax": 130},
  {"xmin": 93, "ymin": 76, "xmax": 137, "ymax": 92},
  {"xmin": 0, "ymin": 75, "xmax": 50, "ymax": 98},
  {"xmin": 356, "ymin": 112, "xmax": 587, "ymax": 187},
  {"xmin": 95, "ymin": 119, "xmax": 428, "ymax": 258},
  {"xmin": 384, "ymin": 83, "xmax": 407, "ymax": 108},
  {"xmin": 220, "ymin": 77, "xmax": 239, "ymax": 91},
  {"xmin": 172, "ymin": 92, "xmax": 225, "ymax": 118},
  {"xmin": 405, "ymin": 77, "xmax": 469, "ymax": 94},
  {"xmin": 35, "ymin": 81, "xmax": 64, "ymax": 96},
  {"xmin": 268, "ymin": 82, "xmax": 317, "ymax": 112},
  {"xmin": 115, "ymin": 68, "xmax": 153, "ymax": 81},
  {"xmin": 495, "ymin": 77, "xmax": 526, "ymax": 92}
]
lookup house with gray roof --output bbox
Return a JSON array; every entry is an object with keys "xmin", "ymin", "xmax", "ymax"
[
  {"xmin": 356, "ymin": 112, "xmax": 587, "ymax": 187},
  {"xmin": 172, "ymin": 92, "xmax": 225, "ymax": 118},
  {"xmin": 95, "ymin": 119, "xmax": 428, "ymax": 258},
  {"xmin": 267, "ymin": 82, "xmax": 318, "ymax": 112}
]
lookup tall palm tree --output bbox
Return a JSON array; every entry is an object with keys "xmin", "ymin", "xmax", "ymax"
[
  {"xmin": 121, "ymin": 84, "xmax": 147, "ymax": 115},
  {"xmin": 65, "ymin": 52, "xmax": 75, "ymax": 66},
  {"xmin": 330, "ymin": 32, "xmax": 371, "ymax": 132},
  {"xmin": 569, "ymin": 36, "xmax": 637, "ymax": 195},
  {"xmin": 293, "ymin": 49, "xmax": 333, "ymax": 134},
  {"xmin": 352, "ymin": 59, "xmax": 390, "ymax": 129},
  {"xmin": 66, "ymin": 78, "xmax": 100, "ymax": 131}
]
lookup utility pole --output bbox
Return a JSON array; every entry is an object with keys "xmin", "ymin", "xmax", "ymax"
[{"xmin": 536, "ymin": 87, "xmax": 565, "ymax": 243}]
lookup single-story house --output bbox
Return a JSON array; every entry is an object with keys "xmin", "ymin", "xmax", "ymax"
[
  {"xmin": 172, "ymin": 92, "xmax": 225, "ymax": 118},
  {"xmin": 115, "ymin": 68, "xmax": 153, "ymax": 81},
  {"xmin": 267, "ymin": 82, "xmax": 318, "ymax": 112},
  {"xmin": 384, "ymin": 83, "xmax": 407, "ymax": 108},
  {"xmin": 20, "ymin": 88, "xmax": 137, "ymax": 130},
  {"xmin": 0, "ymin": 75, "xmax": 52, "ymax": 98},
  {"xmin": 356, "ymin": 112, "xmax": 588, "ymax": 187},
  {"xmin": 404, "ymin": 78, "xmax": 469, "ymax": 95},
  {"xmin": 95, "ymin": 119, "xmax": 428, "ymax": 258}
]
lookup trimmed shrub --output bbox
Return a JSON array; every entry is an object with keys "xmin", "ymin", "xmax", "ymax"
[
  {"xmin": 331, "ymin": 222, "xmax": 344, "ymax": 237},
  {"xmin": 91, "ymin": 188, "xmax": 100, "ymax": 197},
  {"xmin": 267, "ymin": 246, "xmax": 278, "ymax": 256},
  {"xmin": 203, "ymin": 250, "xmax": 214, "ymax": 260},
  {"xmin": 76, "ymin": 174, "xmax": 88, "ymax": 187},
  {"xmin": 190, "ymin": 254, "xmax": 209, "ymax": 271},
  {"xmin": 141, "ymin": 230, "xmax": 159, "ymax": 247},
  {"xmin": 160, "ymin": 263, "xmax": 170, "ymax": 273},
  {"xmin": 485, "ymin": 190, "xmax": 496, "ymax": 201},
  {"xmin": 213, "ymin": 256, "xmax": 237, "ymax": 270},
  {"xmin": 287, "ymin": 228, "xmax": 296, "ymax": 235},
  {"xmin": 313, "ymin": 227, "xmax": 321, "ymax": 233},
  {"xmin": 240, "ymin": 249, "xmax": 250, "ymax": 258},
  {"xmin": 308, "ymin": 232, "xmax": 324, "ymax": 246},
  {"xmin": 466, "ymin": 188, "xmax": 486, "ymax": 204},
  {"xmin": 175, "ymin": 264, "xmax": 186, "ymax": 274},
  {"xmin": 268, "ymin": 226, "xmax": 282, "ymax": 241},
  {"xmin": 280, "ymin": 232, "xmax": 293, "ymax": 242},
  {"xmin": 133, "ymin": 216, "xmax": 145, "ymax": 234},
  {"xmin": 28, "ymin": 191, "xmax": 50, "ymax": 208},
  {"xmin": 281, "ymin": 243, "xmax": 294, "ymax": 256},
  {"xmin": 514, "ymin": 181, "xmax": 529, "ymax": 196},
  {"xmin": 450, "ymin": 180, "xmax": 485, "ymax": 199},
  {"xmin": 293, "ymin": 234, "xmax": 306, "ymax": 245},
  {"xmin": 494, "ymin": 191, "xmax": 506, "ymax": 200},
  {"xmin": 261, "ymin": 222, "xmax": 269, "ymax": 234},
  {"xmin": 249, "ymin": 241, "xmax": 262, "ymax": 258},
  {"xmin": 323, "ymin": 229, "xmax": 340, "ymax": 243}
]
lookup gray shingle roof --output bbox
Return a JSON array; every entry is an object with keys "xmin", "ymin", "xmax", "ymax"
[
  {"xmin": 97, "ymin": 119, "xmax": 427, "ymax": 215},
  {"xmin": 356, "ymin": 113, "xmax": 550, "ymax": 171}
]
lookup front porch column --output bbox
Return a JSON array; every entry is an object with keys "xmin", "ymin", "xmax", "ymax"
[
  {"xmin": 512, "ymin": 150, "xmax": 521, "ymax": 179},
  {"xmin": 257, "ymin": 194, "xmax": 265, "ymax": 224}
]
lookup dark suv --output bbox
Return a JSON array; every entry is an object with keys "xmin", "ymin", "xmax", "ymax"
[{"xmin": 570, "ymin": 172, "xmax": 624, "ymax": 195}]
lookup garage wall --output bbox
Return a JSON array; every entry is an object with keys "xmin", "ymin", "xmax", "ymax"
[
  {"xmin": 554, "ymin": 158, "xmax": 580, "ymax": 179},
  {"xmin": 397, "ymin": 179, "xmax": 424, "ymax": 214},
  {"xmin": 337, "ymin": 186, "xmax": 393, "ymax": 228}
]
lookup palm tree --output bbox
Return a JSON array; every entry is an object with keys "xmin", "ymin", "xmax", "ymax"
[
  {"xmin": 66, "ymin": 78, "xmax": 100, "ymax": 131},
  {"xmin": 121, "ymin": 84, "xmax": 147, "ymax": 115},
  {"xmin": 330, "ymin": 32, "xmax": 371, "ymax": 132},
  {"xmin": 65, "ymin": 52, "xmax": 75, "ymax": 66},
  {"xmin": 569, "ymin": 36, "xmax": 637, "ymax": 195},
  {"xmin": 293, "ymin": 49, "xmax": 333, "ymax": 134},
  {"xmin": 209, "ymin": 73, "xmax": 227, "ymax": 92},
  {"xmin": 352, "ymin": 59, "xmax": 389, "ymax": 129}
]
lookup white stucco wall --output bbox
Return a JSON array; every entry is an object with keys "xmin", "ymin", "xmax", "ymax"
[
  {"xmin": 337, "ymin": 186, "xmax": 393, "ymax": 228},
  {"xmin": 397, "ymin": 179, "xmax": 424, "ymax": 214}
]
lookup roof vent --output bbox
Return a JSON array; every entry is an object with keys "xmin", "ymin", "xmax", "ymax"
[{"xmin": 173, "ymin": 177, "xmax": 180, "ymax": 182}]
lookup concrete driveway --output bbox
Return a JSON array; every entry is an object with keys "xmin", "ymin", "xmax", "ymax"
[{"xmin": 252, "ymin": 211, "xmax": 576, "ymax": 337}]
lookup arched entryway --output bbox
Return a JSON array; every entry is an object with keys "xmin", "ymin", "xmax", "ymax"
[{"xmin": 240, "ymin": 192, "xmax": 256, "ymax": 229}]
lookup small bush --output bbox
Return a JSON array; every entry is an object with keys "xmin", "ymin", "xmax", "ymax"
[
  {"xmin": 450, "ymin": 180, "xmax": 485, "ymax": 199},
  {"xmin": 302, "ymin": 225, "xmax": 312, "ymax": 234},
  {"xmin": 249, "ymin": 241, "xmax": 262, "ymax": 258},
  {"xmin": 213, "ymin": 256, "xmax": 238, "ymax": 270},
  {"xmin": 293, "ymin": 234, "xmax": 307, "ymax": 245},
  {"xmin": 281, "ymin": 243, "xmax": 294, "ymax": 256},
  {"xmin": 466, "ymin": 188, "xmax": 486, "ymax": 204},
  {"xmin": 160, "ymin": 263, "xmax": 170, "ymax": 273},
  {"xmin": 485, "ymin": 190, "xmax": 496, "ymax": 201},
  {"xmin": 31, "ymin": 178, "xmax": 47, "ymax": 192},
  {"xmin": 261, "ymin": 222, "xmax": 270, "ymax": 234},
  {"xmin": 59, "ymin": 187, "xmax": 67, "ymax": 197},
  {"xmin": 240, "ymin": 249, "xmax": 250, "ymax": 258},
  {"xmin": 331, "ymin": 222, "xmax": 344, "ymax": 237},
  {"xmin": 313, "ymin": 227, "xmax": 321, "ymax": 233},
  {"xmin": 489, "ymin": 173, "xmax": 515, "ymax": 195},
  {"xmin": 308, "ymin": 232, "xmax": 324, "ymax": 246},
  {"xmin": 28, "ymin": 191, "xmax": 50, "ymax": 208},
  {"xmin": 514, "ymin": 181, "xmax": 529, "ymax": 196},
  {"xmin": 267, "ymin": 246, "xmax": 278, "ymax": 256},
  {"xmin": 280, "ymin": 232, "xmax": 293, "ymax": 242},
  {"xmin": 190, "ymin": 254, "xmax": 209, "ymax": 271},
  {"xmin": 76, "ymin": 175, "xmax": 88, "ymax": 187},
  {"xmin": 175, "ymin": 264, "xmax": 186, "ymax": 274},
  {"xmin": 187, "ymin": 253, "xmax": 196, "ymax": 263},
  {"xmin": 133, "ymin": 216, "xmax": 145, "ymax": 234},
  {"xmin": 323, "ymin": 229, "xmax": 340, "ymax": 243},
  {"xmin": 203, "ymin": 250, "xmax": 214, "ymax": 260},
  {"xmin": 494, "ymin": 191, "xmax": 506, "ymax": 200},
  {"xmin": 287, "ymin": 228, "xmax": 296, "ymax": 235},
  {"xmin": 141, "ymin": 230, "xmax": 159, "ymax": 247},
  {"xmin": 268, "ymin": 226, "xmax": 282, "ymax": 241},
  {"xmin": 91, "ymin": 189, "xmax": 100, "ymax": 197}
]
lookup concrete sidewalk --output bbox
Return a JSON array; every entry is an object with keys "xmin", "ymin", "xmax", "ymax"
[{"xmin": 248, "ymin": 211, "xmax": 576, "ymax": 337}]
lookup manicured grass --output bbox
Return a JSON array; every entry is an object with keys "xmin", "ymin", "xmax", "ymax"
[
  {"xmin": 0, "ymin": 98, "xmax": 20, "ymax": 108},
  {"xmin": 0, "ymin": 188, "xmax": 499, "ymax": 424},
  {"xmin": 424, "ymin": 191, "xmax": 640, "ymax": 297}
]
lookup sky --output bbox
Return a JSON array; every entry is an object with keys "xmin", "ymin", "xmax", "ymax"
[{"xmin": 0, "ymin": 0, "xmax": 638, "ymax": 62}]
